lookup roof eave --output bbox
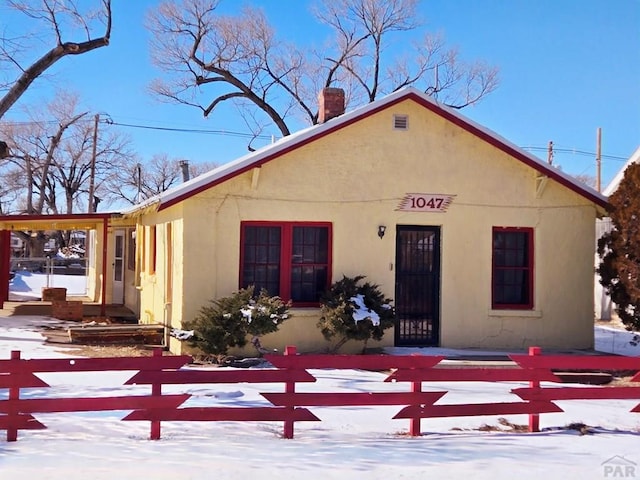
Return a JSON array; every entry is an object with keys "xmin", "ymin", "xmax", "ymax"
[{"xmin": 141, "ymin": 87, "xmax": 608, "ymax": 212}]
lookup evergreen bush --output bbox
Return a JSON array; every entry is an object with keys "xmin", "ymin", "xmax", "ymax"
[
  {"xmin": 317, "ymin": 275, "xmax": 395, "ymax": 353},
  {"xmin": 182, "ymin": 286, "xmax": 292, "ymax": 359}
]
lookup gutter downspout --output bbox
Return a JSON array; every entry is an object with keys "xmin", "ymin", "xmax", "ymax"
[{"xmin": 164, "ymin": 302, "xmax": 171, "ymax": 350}]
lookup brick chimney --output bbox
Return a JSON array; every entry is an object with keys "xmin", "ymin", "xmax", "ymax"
[
  {"xmin": 318, "ymin": 87, "xmax": 345, "ymax": 123},
  {"xmin": 178, "ymin": 160, "xmax": 190, "ymax": 182}
]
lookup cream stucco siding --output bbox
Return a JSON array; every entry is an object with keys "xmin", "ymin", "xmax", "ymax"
[{"xmin": 137, "ymin": 96, "xmax": 602, "ymax": 354}]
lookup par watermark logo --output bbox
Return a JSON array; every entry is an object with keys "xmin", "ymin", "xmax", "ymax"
[{"xmin": 602, "ymin": 456, "xmax": 637, "ymax": 478}]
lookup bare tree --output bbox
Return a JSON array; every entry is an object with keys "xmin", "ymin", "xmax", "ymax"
[
  {"xmin": 0, "ymin": 0, "xmax": 112, "ymax": 121},
  {"xmin": 0, "ymin": 91, "xmax": 134, "ymax": 215},
  {"xmin": 147, "ymin": 0, "xmax": 499, "ymax": 141},
  {"xmin": 0, "ymin": 165, "xmax": 22, "ymax": 214},
  {"xmin": 0, "ymin": 91, "xmax": 133, "ymax": 255},
  {"xmin": 105, "ymin": 154, "xmax": 217, "ymax": 206}
]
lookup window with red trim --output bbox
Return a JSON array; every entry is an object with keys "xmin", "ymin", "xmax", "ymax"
[
  {"xmin": 492, "ymin": 227, "xmax": 533, "ymax": 309},
  {"xmin": 240, "ymin": 222, "xmax": 331, "ymax": 306}
]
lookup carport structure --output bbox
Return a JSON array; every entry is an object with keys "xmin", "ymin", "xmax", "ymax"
[{"xmin": 0, "ymin": 213, "xmax": 126, "ymax": 316}]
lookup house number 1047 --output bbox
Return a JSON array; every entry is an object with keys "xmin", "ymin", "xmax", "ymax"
[
  {"xmin": 411, "ymin": 196, "xmax": 444, "ymax": 209},
  {"xmin": 396, "ymin": 193, "xmax": 456, "ymax": 213}
]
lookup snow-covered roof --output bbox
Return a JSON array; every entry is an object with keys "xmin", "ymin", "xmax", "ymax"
[
  {"xmin": 603, "ymin": 146, "xmax": 640, "ymax": 196},
  {"xmin": 123, "ymin": 87, "xmax": 608, "ymax": 215}
]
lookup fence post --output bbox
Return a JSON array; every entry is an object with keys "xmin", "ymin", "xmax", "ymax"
[
  {"xmin": 409, "ymin": 354, "xmax": 422, "ymax": 436},
  {"xmin": 150, "ymin": 347, "xmax": 163, "ymax": 440},
  {"xmin": 7, "ymin": 350, "xmax": 20, "ymax": 442},
  {"xmin": 283, "ymin": 345, "xmax": 297, "ymax": 439},
  {"xmin": 528, "ymin": 346, "xmax": 541, "ymax": 433}
]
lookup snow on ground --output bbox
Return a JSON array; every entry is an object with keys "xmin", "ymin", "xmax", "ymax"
[
  {"xmin": 9, "ymin": 271, "xmax": 87, "ymax": 300},
  {"xmin": 1, "ymin": 276, "xmax": 639, "ymax": 479}
]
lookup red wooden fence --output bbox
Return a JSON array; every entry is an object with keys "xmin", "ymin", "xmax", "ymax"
[{"xmin": 1, "ymin": 345, "xmax": 639, "ymax": 441}]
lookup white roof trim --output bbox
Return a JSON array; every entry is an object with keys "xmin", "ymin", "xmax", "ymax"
[{"xmin": 603, "ymin": 146, "xmax": 640, "ymax": 196}]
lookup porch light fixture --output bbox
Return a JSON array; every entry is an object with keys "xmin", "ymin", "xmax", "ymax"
[{"xmin": 378, "ymin": 225, "xmax": 386, "ymax": 239}]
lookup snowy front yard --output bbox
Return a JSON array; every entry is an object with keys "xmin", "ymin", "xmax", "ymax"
[{"xmin": 0, "ymin": 313, "xmax": 639, "ymax": 480}]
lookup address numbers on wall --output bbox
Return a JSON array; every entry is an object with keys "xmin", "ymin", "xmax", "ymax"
[{"xmin": 396, "ymin": 193, "xmax": 456, "ymax": 212}]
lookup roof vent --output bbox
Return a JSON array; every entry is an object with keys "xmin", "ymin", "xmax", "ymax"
[{"xmin": 394, "ymin": 114, "xmax": 409, "ymax": 130}]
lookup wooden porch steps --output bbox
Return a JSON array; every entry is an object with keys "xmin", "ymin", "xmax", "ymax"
[{"xmin": 67, "ymin": 323, "xmax": 165, "ymax": 345}]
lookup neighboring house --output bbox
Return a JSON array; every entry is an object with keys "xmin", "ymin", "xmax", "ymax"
[
  {"xmin": 0, "ymin": 213, "xmax": 136, "ymax": 314},
  {"xmin": 122, "ymin": 87, "xmax": 607, "ymax": 355},
  {"xmin": 9, "ymin": 233, "xmax": 24, "ymax": 256},
  {"xmin": 594, "ymin": 146, "xmax": 640, "ymax": 321}
]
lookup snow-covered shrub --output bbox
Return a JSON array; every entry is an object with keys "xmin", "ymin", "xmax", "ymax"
[
  {"xmin": 317, "ymin": 275, "xmax": 395, "ymax": 353},
  {"xmin": 181, "ymin": 286, "xmax": 291, "ymax": 359}
]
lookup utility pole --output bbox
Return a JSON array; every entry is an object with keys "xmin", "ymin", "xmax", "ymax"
[
  {"xmin": 547, "ymin": 141, "xmax": 554, "ymax": 165},
  {"xmin": 596, "ymin": 127, "xmax": 602, "ymax": 192},
  {"xmin": 88, "ymin": 113, "xmax": 99, "ymax": 213},
  {"xmin": 136, "ymin": 163, "xmax": 142, "ymax": 203}
]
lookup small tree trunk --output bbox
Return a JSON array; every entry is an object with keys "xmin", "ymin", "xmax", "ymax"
[
  {"xmin": 361, "ymin": 338, "xmax": 369, "ymax": 355},
  {"xmin": 250, "ymin": 336, "xmax": 271, "ymax": 357},
  {"xmin": 327, "ymin": 336, "xmax": 350, "ymax": 354}
]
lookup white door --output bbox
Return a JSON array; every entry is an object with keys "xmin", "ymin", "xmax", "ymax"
[{"xmin": 112, "ymin": 230, "xmax": 125, "ymax": 304}]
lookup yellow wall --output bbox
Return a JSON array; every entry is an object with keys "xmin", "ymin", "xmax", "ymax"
[
  {"xmin": 85, "ymin": 228, "xmax": 99, "ymax": 301},
  {"xmin": 140, "ymin": 98, "xmax": 601, "ymax": 354},
  {"xmin": 85, "ymin": 225, "xmax": 107, "ymax": 303}
]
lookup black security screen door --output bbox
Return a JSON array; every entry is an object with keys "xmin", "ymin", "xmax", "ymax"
[{"xmin": 395, "ymin": 226, "xmax": 441, "ymax": 346}]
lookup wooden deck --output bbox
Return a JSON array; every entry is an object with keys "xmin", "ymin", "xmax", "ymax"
[
  {"xmin": 0, "ymin": 300, "xmax": 138, "ymax": 322},
  {"xmin": 0, "ymin": 300, "xmax": 166, "ymax": 346},
  {"xmin": 67, "ymin": 323, "xmax": 165, "ymax": 345}
]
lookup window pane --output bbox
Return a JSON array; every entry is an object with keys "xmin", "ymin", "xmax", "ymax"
[
  {"xmin": 304, "ymin": 228, "xmax": 316, "ymax": 243},
  {"xmin": 492, "ymin": 229, "xmax": 532, "ymax": 308},
  {"xmin": 242, "ymin": 223, "xmax": 330, "ymax": 304},
  {"xmin": 290, "ymin": 226, "xmax": 329, "ymax": 302},
  {"xmin": 257, "ymin": 228, "xmax": 268, "ymax": 243},
  {"xmin": 292, "ymin": 244, "xmax": 303, "ymax": 264},
  {"xmin": 256, "ymin": 245, "xmax": 268, "ymax": 263},
  {"xmin": 269, "ymin": 228, "xmax": 280, "ymax": 243},
  {"xmin": 114, "ymin": 259, "xmax": 123, "ymax": 281},
  {"xmin": 291, "ymin": 265, "xmax": 327, "ymax": 302},
  {"xmin": 242, "ymin": 226, "xmax": 281, "ymax": 296},
  {"xmin": 303, "ymin": 245, "xmax": 316, "ymax": 263},
  {"xmin": 115, "ymin": 236, "xmax": 123, "ymax": 257},
  {"xmin": 317, "ymin": 229, "xmax": 328, "ymax": 262}
]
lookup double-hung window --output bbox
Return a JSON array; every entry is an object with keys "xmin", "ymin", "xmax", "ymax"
[
  {"xmin": 492, "ymin": 227, "xmax": 533, "ymax": 309},
  {"xmin": 240, "ymin": 222, "xmax": 332, "ymax": 306}
]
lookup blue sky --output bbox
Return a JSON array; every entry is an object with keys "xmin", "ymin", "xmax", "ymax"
[{"xmin": 3, "ymin": 0, "xmax": 639, "ymax": 189}]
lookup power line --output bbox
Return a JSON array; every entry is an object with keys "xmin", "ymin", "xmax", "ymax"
[
  {"xmin": 0, "ymin": 118, "xmax": 276, "ymax": 141},
  {"xmin": 1, "ymin": 117, "xmax": 630, "ymax": 159},
  {"xmin": 98, "ymin": 123, "xmax": 633, "ymax": 160},
  {"xmin": 103, "ymin": 119, "xmax": 274, "ymax": 140},
  {"xmin": 522, "ymin": 146, "xmax": 627, "ymax": 161}
]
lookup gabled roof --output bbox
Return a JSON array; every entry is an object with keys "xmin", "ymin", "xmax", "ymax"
[
  {"xmin": 603, "ymin": 146, "xmax": 640, "ymax": 196},
  {"xmin": 124, "ymin": 87, "xmax": 608, "ymax": 215}
]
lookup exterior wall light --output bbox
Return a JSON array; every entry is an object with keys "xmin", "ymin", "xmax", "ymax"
[{"xmin": 378, "ymin": 225, "xmax": 387, "ymax": 239}]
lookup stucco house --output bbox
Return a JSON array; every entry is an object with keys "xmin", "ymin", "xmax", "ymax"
[{"xmin": 117, "ymin": 86, "xmax": 607, "ymax": 355}]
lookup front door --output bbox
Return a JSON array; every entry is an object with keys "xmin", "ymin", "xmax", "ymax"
[
  {"xmin": 112, "ymin": 230, "xmax": 125, "ymax": 304},
  {"xmin": 394, "ymin": 226, "xmax": 441, "ymax": 346}
]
